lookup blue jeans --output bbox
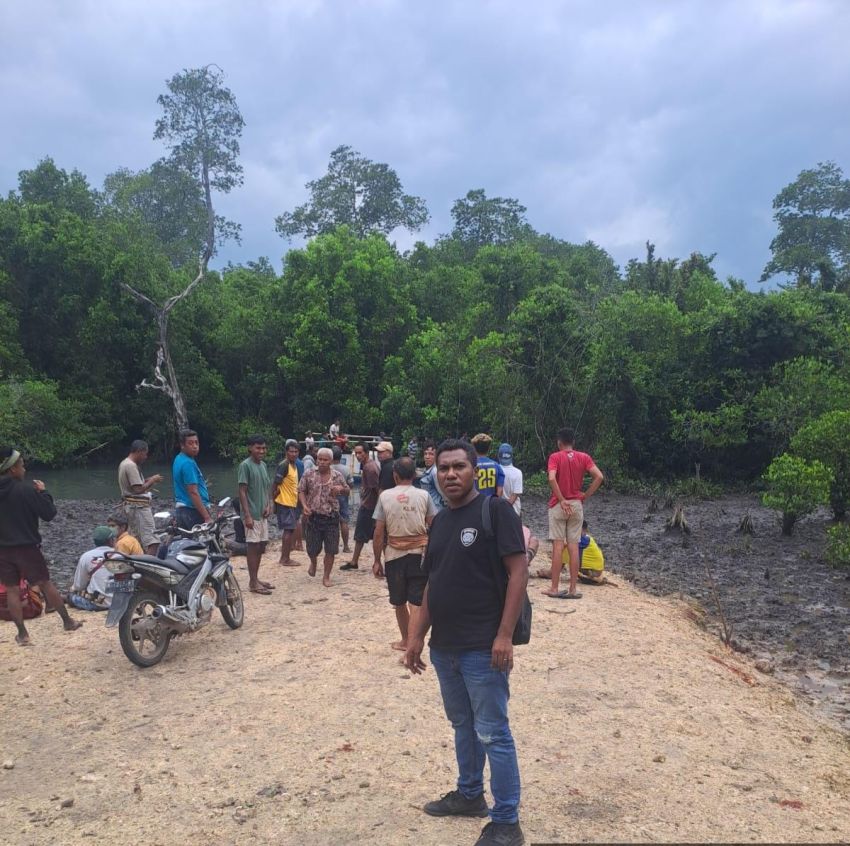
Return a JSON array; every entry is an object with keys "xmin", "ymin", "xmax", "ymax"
[{"xmin": 430, "ymin": 647, "xmax": 521, "ymax": 824}]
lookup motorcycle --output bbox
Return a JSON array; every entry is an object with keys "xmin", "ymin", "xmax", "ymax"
[{"xmin": 103, "ymin": 497, "xmax": 244, "ymax": 667}]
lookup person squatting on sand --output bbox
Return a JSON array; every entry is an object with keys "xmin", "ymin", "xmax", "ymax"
[
  {"xmin": 0, "ymin": 447, "xmax": 82, "ymax": 645},
  {"xmin": 405, "ymin": 439, "xmax": 528, "ymax": 846},
  {"xmin": 298, "ymin": 447, "xmax": 350, "ymax": 586},
  {"xmin": 372, "ymin": 456, "xmax": 437, "ymax": 653}
]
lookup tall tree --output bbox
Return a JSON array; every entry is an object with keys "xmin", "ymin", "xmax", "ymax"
[
  {"xmin": 121, "ymin": 65, "xmax": 244, "ymax": 428},
  {"xmin": 761, "ymin": 161, "xmax": 850, "ymax": 292},
  {"xmin": 275, "ymin": 145, "xmax": 429, "ymax": 239},
  {"xmin": 449, "ymin": 189, "xmax": 533, "ymax": 249}
]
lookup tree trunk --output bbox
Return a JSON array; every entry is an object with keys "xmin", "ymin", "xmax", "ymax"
[
  {"xmin": 781, "ymin": 512, "xmax": 796, "ymax": 536},
  {"xmin": 694, "ymin": 462, "xmax": 701, "ymax": 481}
]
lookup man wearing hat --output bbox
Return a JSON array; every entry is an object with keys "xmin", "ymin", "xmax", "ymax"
[
  {"xmin": 0, "ymin": 446, "xmax": 82, "ymax": 644},
  {"xmin": 376, "ymin": 441, "xmax": 396, "ymax": 493},
  {"xmin": 471, "ymin": 434, "xmax": 504, "ymax": 498},
  {"xmin": 69, "ymin": 526, "xmax": 117, "ymax": 609},
  {"xmin": 498, "ymin": 444, "xmax": 523, "ymax": 516}
]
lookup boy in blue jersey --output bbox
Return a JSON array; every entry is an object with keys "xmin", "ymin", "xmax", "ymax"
[{"xmin": 471, "ymin": 433, "xmax": 504, "ymax": 498}]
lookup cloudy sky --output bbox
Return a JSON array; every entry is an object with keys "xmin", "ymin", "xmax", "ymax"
[{"xmin": 2, "ymin": 0, "xmax": 849, "ymax": 284}]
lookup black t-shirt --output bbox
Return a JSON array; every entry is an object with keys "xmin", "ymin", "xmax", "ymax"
[
  {"xmin": 378, "ymin": 458, "xmax": 395, "ymax": 492},
  {"xmin": 424, "ymin": 493, "xmax": 525, "ymax": 652}
]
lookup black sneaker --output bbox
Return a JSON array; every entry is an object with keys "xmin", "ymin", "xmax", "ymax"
[
  {"xmin": 423, "ymin": 789, "xmax": 488, "ymax": 818},
  {"xmin": 339, "ymin": 562, "xmax": 359, "ymax": 571},
  {"xmin": 475, "ymin": 821, "xmax": 525, "ymax": 846}
]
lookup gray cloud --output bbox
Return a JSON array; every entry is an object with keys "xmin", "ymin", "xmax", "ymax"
[{"xmin": 2, "ymin": 0, "xmax": 849, "ymax": 283}]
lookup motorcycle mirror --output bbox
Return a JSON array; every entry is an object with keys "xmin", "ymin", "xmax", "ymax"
[
  {"xmin": 217, "ymin": 497, "xmax": 232, "ymax": 508},
  {"xmin": 154, "ymin": 511, "xmax": 172, "ymax": 520}
]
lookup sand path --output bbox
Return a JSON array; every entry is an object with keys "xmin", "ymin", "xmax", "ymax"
[{"xmin": 1, "ymin": 543, "xmax": 848, "ymax": 845}]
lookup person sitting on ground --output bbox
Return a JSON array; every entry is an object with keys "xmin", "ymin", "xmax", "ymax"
[
  {"xmin": 0, "ymin": 446, "xmax": 83, "ymax": 644},
  {"xmin": 535, "ymin": 521, "xmax": 605, "ymax": 583},
  {"xmin": 69, "ymin": 526, "xmax": 117, "ymax": 610},
  {"xmin": 109, "ymin": 512, "xmax": 144, "ymax": 557}
]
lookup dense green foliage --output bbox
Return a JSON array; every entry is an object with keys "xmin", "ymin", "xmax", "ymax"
[
  {"xmin": 2, "ymin": 145, "xmax": 850, "ymax": 495},
  {"xmin": 825, "ymin": 523, "xmax": 850, "ymax": 568},
  {"xmin": 761, "ymin": 454, "xmax": 833, "ymax": 535}
]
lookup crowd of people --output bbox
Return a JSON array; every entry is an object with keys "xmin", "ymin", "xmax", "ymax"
[{"xmin": 0, "ymin": 425, "xmax": 605, "ymax": 846}]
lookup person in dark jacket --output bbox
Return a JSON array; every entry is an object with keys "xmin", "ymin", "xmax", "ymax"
[{"xmin": 0, "ymin": 447, "xmax": 82, "ymax": 645}]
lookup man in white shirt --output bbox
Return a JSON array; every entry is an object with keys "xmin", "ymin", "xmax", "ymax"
[
  {"xmin": 69, "ymin": 526, "xmax": 116, "ymax": 609},
  {"xmin": 498, "ymin": 443, "xmax": 523, "ymax": 516}
]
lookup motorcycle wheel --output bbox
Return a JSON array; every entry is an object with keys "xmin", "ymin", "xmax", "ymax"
[
  {"xmin": 219, "ymin": 573, "xmax": 245, "ymax": 629},
  {"xmin": 118, "ymin": 591, "xmax": 172, "ymax": 668}
]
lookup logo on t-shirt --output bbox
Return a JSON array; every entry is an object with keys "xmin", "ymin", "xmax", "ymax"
[{"xmin": 460, "ymin": 528, "xmax": 478, "ymax": 547}]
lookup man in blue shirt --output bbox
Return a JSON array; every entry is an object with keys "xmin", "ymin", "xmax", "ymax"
[
  {"xmin": 471, "ymin": 433, "xmax": 504, "ymax": 498},
  {"xmin": 172, "ymin": 429, "xmax": 211, "ymax": 530},
  {"xmin": 418, "ymin": 441, "xmax": 447, "ymax": 511}
]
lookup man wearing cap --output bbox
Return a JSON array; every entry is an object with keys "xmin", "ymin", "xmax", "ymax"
[
  {"xmin": 498, "ymin": 444, "xmax": 523, "ymax": 516},
  {"xmin": 69, "ymin": 526, "xmax": 117, "ymax": 609},
  {"xmin": 118, "ymin": 439, "xmax": 163, "ymax": 554},
  {"xmin": 0, "ymin": 446, "xmax": 82, "ymax": 644},
  {"xmin": 471, "ymin": 434, "xmax": 504, "ymax": 499},
  {"xmin": 272, "ymin": 439, "xmax": 304, "ymax": 567},
  {"xmin": 376, "ymin": 440, "xmax": 396, "ymax": 493}
]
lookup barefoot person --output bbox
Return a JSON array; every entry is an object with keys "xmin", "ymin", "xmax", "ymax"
[
  {"xmin": 404, "ymin": 439, "xmax": 527, "ymax": 846},
  {"xmin": 238, "ymin": 434, "xmax": 274, "ymax": 595},
  {"xmin": 340, "ymin": 442, "xmax": 380, "ymax": 571},
  {"xmin": 272, "ymin": 439, "xmax": 304, "ymax": 567},
  {"xmin": 0, "ymin": 447, "xmax": 82, "ymax": 644},
  {"xmin": 544, "ymin": 428, "xmax": 603, "ymax": 599},
  {"xmin": 372, "ymin": 457, "xmax": 436, "ymax": 652},
  {"xmin": 298, "ymin": 447, "xmax": 350, "ymax": 587}
]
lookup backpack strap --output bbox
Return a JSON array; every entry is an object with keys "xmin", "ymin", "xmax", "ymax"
[{"xmin": 480, "ymin": 495, "xmax": 507, "ymax": 604}]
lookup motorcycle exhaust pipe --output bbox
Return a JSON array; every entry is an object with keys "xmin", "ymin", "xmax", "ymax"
[{"xmin": 151, "ymin": 605, "xmax": 191, "ymax": 632}]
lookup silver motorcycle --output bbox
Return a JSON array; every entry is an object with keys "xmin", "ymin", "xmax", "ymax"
[{"xmin": 104, "ymin": 497, "xmax": 244, "ymax": 667}]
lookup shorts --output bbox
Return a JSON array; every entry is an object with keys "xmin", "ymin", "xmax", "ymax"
[
  {"xmin": 338, "ymin": 495, "xmax": 350, "ymax": 523},
  {"xmin": 245, "ymin": 518, "xmax": 269, "ymax": 544},
  {"xmin": 125, "ymin": 505, "xmax": 158, "ymax": 549},
  {"xmin": 276, "ymin": 506, "xmax": 299, "ymax": 532},
  {"xmin": 304, "ymin": 513, "xmax": 340, "ymax": 557},
  {"xmin": 0, "ymin": 545, "xmax": 51, "ymax": 587},
  {"xmin": 353, "ymin": 506, "xmax": 376, "ymax": 543},
  {"xmin": 385, "ymin": 553, "xmax": 426, "ymax": 607},
  {"xmin": 548, "ymin": 500, "xmax": 584, "ymax": 544}
]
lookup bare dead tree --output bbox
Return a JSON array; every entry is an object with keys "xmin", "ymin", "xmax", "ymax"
[{"xmin": 121, "ymin": 66, "xmax": 243, "ymax": 430}]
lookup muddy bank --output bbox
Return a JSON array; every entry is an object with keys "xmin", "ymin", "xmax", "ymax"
[
  {"xmin": 522, "ymin": 492, "xmax": 850, "ymax": 732},
  {"xmin": 36, "ymin": 492, "xmax": 850, "ymax": 732}
]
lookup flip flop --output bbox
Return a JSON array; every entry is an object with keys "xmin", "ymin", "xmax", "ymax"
[
  {"xmin": 543, "ymin": 590, "xmax": 582, "ymax": 599},
  {"xmin": 249, "ymin": 586, "xmax": 272, "ymax": 595},
  {"xmin": 259, "ymin": 581, "xmax": 276, "ymax": 590},
  {"xmin": 339, "ymin": 563, "xmax": 359, "ymax": 571}
]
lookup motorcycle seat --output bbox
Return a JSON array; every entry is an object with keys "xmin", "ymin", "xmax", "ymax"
[{"xmin": 127, "ymin": 554, "xmax": 193, "ymax": 575}]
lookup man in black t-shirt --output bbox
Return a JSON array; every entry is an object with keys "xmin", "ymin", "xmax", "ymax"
[{"xmin": 404, "ymin": 439, "xmax": 528, "ymax": 846}]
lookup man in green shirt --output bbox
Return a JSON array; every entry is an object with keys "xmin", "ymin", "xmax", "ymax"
[{"xmin": 238, "ymin": 434, "xmax": 274, "ymax": 595}]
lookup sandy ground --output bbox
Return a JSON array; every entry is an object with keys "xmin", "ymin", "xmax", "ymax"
[{"xmin": 1, "ymin": 541, "xmax": 849, "ymax": 846}]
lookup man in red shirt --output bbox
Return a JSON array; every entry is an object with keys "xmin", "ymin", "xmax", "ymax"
[{"xmin": 544, "ymin": 428, "xmax": 603, "ymax": 599}]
